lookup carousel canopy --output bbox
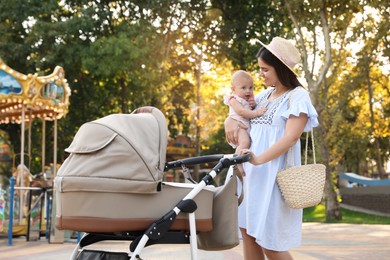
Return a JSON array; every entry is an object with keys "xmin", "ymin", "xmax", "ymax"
[{"xmin": 0, "ymin": 59, "xmax": 70, "ymax": 124}]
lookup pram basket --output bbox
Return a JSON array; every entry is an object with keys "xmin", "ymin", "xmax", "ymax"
[{"xmin": 53, "ymin": 107, "xmax": 250, "ymax": 260}]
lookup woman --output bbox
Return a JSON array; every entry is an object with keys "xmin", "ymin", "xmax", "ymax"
[{"xmin": 225, "ymin": 37, "xmax": 319, "ymax": 260}]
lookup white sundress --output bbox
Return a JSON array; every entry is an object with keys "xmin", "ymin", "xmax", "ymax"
[{"xmin": 239, "ymin": 86, "xmax": 319, "ymax": 251}]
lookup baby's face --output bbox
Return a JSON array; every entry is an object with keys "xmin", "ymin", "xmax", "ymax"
[{"xmin": 232, "ymin": 78, "xmax": 254, "ymax": 101}]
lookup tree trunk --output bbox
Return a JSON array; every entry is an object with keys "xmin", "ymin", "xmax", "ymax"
[
  {"xmin": 193, "ymin": 54, "xmax": 202, "ymax": 181},
  {"xmin": 316, "ymin": 76, "xmax": 342, "ymax": 220},
  {"xmin": 286, "ymin": 0, "xmax": 341, "ymax": 220},
  {"xmin": 317, "ymin": 119, "xmax": 342, "ymax": 220}
]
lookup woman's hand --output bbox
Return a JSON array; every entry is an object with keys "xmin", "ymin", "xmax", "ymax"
[
  {"xmin": 224, "ymin": 117, "xmax": 245, "ymax": 146},
  {"xmin": 238, "ymin": 149, "xmax": 259, "ymax": 165}
]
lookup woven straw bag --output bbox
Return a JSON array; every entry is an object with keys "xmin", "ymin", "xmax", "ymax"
[{"xmin": 277, "ymin": 130, "xmax": 326, "ymax": 209}]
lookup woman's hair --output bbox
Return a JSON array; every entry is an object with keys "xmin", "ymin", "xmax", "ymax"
[{"xmin": 256, "ymin": 47, "xmax": 302, "ymax": 90}]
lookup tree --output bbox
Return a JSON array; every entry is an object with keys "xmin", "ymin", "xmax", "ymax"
[
  {"xmin": 284, "ymin": 0, "xmax": 362, "ymax": 220},
  {"xmin": 284, "ymin": 0, "xmax": 389, "ymax": 219},
  {"xmin": 81, "ymin": 22, "xmax": 165, "ymax": 113},
  {"xmin": 210, "ymin": 0, "xmax": 291, "ymax": 71},
  {"xmin": 351, "ymin": 2, "xmax": 390, "ymax": 179},
  {"xmin": 1, "ymin": 1, "xmax": 170, "ymax": 168},
  {"xmin": 0, "ymin": 0, "xmax": 62, "ymax": 173},
  {"xmin": 2, "ymin": 1, "xmax": 387, "ymax": 201}
]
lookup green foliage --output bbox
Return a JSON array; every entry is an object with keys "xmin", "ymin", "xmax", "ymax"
[
  {"xmin": 321, "ymin": 0, "xmax": 390, "ymax": 175},
  {"xmin": 303, "ymin": 205, "xmax": 390, "ymax": 224},
  {"xmin": 210, "ymin": 0, "xmax": 291, "ymax": 70},
  {"xmin": 0, "ymin": 0, "xmax": 388, "ymax": 186},
  {"xmin": 202, "ymin": 127, "xmax": 235, "ymax": 155}
]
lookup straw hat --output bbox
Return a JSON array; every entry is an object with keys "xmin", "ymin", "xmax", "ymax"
[{"xmin": 259, "ymin": 37, "xmax": 300, "ymax": 75}]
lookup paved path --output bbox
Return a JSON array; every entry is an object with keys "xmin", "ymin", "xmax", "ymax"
[{"xmin": 1, "ymin": 223, "xmax": 390, "ymax": 259}]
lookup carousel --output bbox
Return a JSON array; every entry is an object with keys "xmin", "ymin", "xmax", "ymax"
[{"xmin": 0, "ymin": 58, "xmax": 70, "ymax": 242}]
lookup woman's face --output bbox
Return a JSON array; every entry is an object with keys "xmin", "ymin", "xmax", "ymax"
[{"xmin": 258, "ymin": 58, "xmax": 280, "ymax": 87}]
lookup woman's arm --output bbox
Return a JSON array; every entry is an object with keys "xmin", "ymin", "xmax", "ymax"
[
  {"xmin": 224, "ymin": 116, "xmax": 246, "ymax": 146},
  {"xmin": 240, "ymin": 113, "xmax": 308, "ymax": 165}
]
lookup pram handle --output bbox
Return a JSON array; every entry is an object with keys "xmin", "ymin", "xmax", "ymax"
[{"xmin": 164, "ymin": 153, "xmax": 251, "ymax": 171}]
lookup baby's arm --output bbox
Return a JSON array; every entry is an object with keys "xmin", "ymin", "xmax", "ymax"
[{"xmin": 229, "ymin": 97, "xmax": 266, "ymax": 119}]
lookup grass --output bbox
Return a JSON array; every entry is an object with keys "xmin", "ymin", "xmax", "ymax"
[{"xmin": 303, "ymin": 204, "xmax": 390, "ymax": 224}]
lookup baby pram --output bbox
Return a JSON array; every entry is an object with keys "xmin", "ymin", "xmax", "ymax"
[{"xmin": 54, "ymin": 106, "xmax": 249, "ymax": 260}]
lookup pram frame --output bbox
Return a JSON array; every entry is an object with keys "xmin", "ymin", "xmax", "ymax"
[{"xmin": 70, "ymin": 153, "xmax": 250, "ymax": 260}]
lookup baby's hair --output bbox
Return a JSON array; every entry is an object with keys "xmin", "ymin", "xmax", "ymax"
[{"xmin": 231, "ymin": 70, "xmax": 253, "ymax": 86}]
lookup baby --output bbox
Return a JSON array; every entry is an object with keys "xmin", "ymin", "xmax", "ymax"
[{"xmin": 224, "ymin": 70, "xmax": 267, "ymax": 173}]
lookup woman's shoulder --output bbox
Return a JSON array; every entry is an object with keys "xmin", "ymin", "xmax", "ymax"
[
  {"xmin": 294, "ymin": 86, "xmax": 308, "ymax": 94},
  {"xmin": 290, "ymin": 86, "xmax": 311, "ymax": 100}
]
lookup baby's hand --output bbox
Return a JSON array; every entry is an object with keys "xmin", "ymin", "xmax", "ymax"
[
  {"xmin": 255, "ymin": 107, "xmax": 267, "ymax": 116},
  {"xmin": 248, "ymin": 97, "xmax": 256, "ymax": 109}
]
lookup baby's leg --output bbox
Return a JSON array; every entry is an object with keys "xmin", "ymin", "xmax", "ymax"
[
  {"xmin": 235, "ymin": 129, "xmax": 251, "ymax": 176},
  {"xmin": 235, "ymin": 129, "xmax": 251, "ymax": 152}
]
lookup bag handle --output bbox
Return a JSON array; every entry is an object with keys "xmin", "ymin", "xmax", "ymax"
[
  {"xmin": 284, "ymin": 88, "xmax": 317, "ymax": 169},
  {"xmin": 232, "ymin": 165, "xmax": 244, "ymax": 205},
  {"xmin": 304, "ymin": 130, "xmax": 316, "ymax": 165}
]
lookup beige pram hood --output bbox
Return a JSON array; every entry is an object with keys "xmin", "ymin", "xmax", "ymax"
[{"xmin": 56, "ymin": 107, "xmax": 168, "ymax": 194}]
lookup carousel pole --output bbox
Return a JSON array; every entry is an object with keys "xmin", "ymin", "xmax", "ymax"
[
  {"xmin": 42, "ymin": 119, "xmax": 50, "ymax": 239},
  {"xmin": 28, "ymin": 109, "xmax": 32, "ymax": 169},
  {"xmin": 53, "ymin": 116, "xmax": 57, "ymax": 178},
  {"xmin": 41, "ymin": 120, "xmax": 46, "ymax": 178},
  {"xmin": 19, "ymin": 104, "xmax": 25, "ymax": 224},
  {"xmin": 49, "ymin": 115, "xmax": 64, "ymax": 243}
]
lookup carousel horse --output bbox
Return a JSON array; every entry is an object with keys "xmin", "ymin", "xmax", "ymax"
[
  {"xmin": 13, "ymin": 164, "xmax": 32, "ymax": 189},
  {"xmin": 12, "ymin": 164, "xmax": 33, "ymax": 215}
]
